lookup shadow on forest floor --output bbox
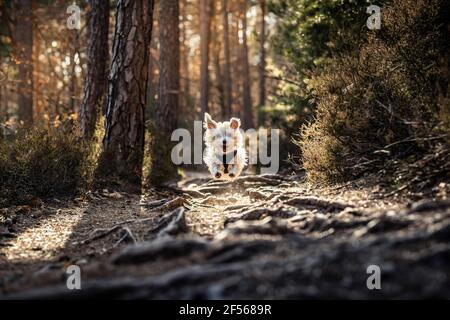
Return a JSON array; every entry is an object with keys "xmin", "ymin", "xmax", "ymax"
[{"xmin": 1, "ymin": 170, "xmax": 450, "ymax": 299}]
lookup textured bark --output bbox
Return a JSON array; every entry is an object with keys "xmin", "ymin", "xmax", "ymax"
[
  {"xmin": 214, "ymin": 43, "xmax": 225, "ymax": 118},
  {"xmin": 258, "ymin": 0, "xmax": 266, "ymax": 108},
  {"xmin": 221, "ymin": 0, "xmax": 232, "ymax": 119},
  {"xmin": 0, "ymin": 85, "xmax": 4, "ymax": 122},
  {"xmin": 147, "ymin": 0, "xmax": 159, "ymax": 116},
  {"xmin": 79, "ymin": 0, "xmax": 110, "ymax": 139},
  {"xmin": 148, "ymin": 0, "xmax": 180, "ymax": 185},
  {"xmin": 180, "ymin": 0, "xmax": 191, "ymax": 115},
  {"xmin": 211, "ymin": 2, "xmax": 225, "ymax": 117},
  {"xmin": 240, "ymin": 0, "xmax": 254, "ymax": 129},
  {"xmin": 101, "ymin": 0, "xmax": 154, "ymax": 184},
  {"xmin": 14, "ymin": 0, "xmax": 33, "ymax": 124},
  {"xmin": 199, "ymin": 0, "xmax": 211, "ymax": 116},
  {"xmin": 231, "ymin": 12, "xmax": 242, "ymax": 118},
  {"xmin": 69, "ymin": 33, "xmax": 79, "ymax": 114}
]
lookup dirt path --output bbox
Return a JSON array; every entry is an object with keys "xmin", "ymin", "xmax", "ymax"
[{"xmin": 1, "ymin": 172, "xmax": 450, "ymax": 298}]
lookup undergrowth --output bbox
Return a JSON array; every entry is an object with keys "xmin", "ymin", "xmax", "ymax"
[
  {"xmin": 297, "ymin": 0, "xmax": 450, "ymax": 183},
  {"xmin": 0, "ymin": 125, "xmax": 99, "ymax": 206}
]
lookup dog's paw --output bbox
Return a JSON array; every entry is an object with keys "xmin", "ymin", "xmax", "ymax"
[{"xmin": 215, "ymin": 172, "xmax": 222, "ymax": 179}]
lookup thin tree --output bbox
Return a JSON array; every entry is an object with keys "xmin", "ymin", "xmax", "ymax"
[
  {"xmin": 240, "ymin": 0, "xmax": 254, "ymax": 129},
  {"xmin": 231, "ymin": 7, "xmax": 242, "ymax": 118},
  {"xmin": 146, "ymin": 0, "xmax": 160, "ymax": 119},
  {"xmin": 13, "ymin": 0, "xmax": 33, "ymax": 124},
  {"xmin": 199, "ymin": 0, "xmax": 211, "ymax": 116},
  {"xmin": 79, "ymin": 0, "xmax": 110, "ymax": 139},
  {"xmin": 100, "ymin": 0, "xmax": 154, "ymax": 185},
  {"xmin": 210, "ymin": 1, "xmax": 225, "ymax": 117},
  {"xmin": 180, "ymin": 0, "xmax": 191, "ymax": 116},
  {"xmin": 221, "ymin": 0, "xmax": 232, "ymax": 118},
  {"xmin": 0, "ymin": 85, "xmax": 4, "ymax": 122},
  {"xmin": 258, "ymin": 0, "xmax": 266, "ymax": 108},
  {"xmin": 148, "ymin": 0, "xmax": 180, "ymax": 185}
]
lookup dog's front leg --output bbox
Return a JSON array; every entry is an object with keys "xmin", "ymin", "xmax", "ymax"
[
  {"xmin": 228, "ymin": 164, "xmax": 238, "ymax": 178},
  {"xmin": 211, "ymin": 163, "xmax": 222, "ymax": 179}
]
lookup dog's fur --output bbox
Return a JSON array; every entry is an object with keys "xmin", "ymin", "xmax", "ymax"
[{"xmin": 203, "ymin": 113, "xmax": 247, "ymax": 180}]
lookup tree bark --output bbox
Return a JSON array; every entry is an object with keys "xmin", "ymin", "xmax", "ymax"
[
  {"xmin": 240, "ymin": 0, "xmax": 254, "ymax": 129},
  {"xmin": 258, "ymin": 0, "xmax": 266, "ymax": 108},
  {"xmin": 221, "ymin": 0, "xmax": 232, "ymax": 119},
  {"xmin": 148, "ymin": 0, "xmax": 180, "ymax": 185},
  {"xmin": 180, "ymin": 0, "xmax": 191, "ymax": 116},
  {"xmin": 0, "ymin": 85, "xmax": 4, "ymax": 122},
  {"xmin": 146, "ymin": 0, "xmax": 160, "ymax": 119},
  {"xmin": 199, "ymin": 0, "xmax": 211, "ymax": 116},
  {"xmin": 100, "ymin": 0, "xmax": 154, "ymax": 185},
  {"xmin": 231, "ymin": 10, "xmax": 242, "ymax": 118},
  {"xmin": 213, "ymin": 40, "xmax": 226, "ymax": 118},
  {"xmin": 69, "ymin": 33, "xmax": 79, "ymax": 115},
  {"xmin": 14, "ymin": 0, "xmax": 33, "ymax": 125},
  {"xmin": 210, "ymin": 1, "xmax": 225, "ymax": 118},
  {"xmin": 79, "ymin": 0, "xmax": 110, "ymax": 140}
]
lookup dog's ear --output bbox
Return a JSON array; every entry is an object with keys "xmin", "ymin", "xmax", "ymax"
[
  {"xmin": 204, "ymin": 112, "xmax": 217, "ymax": 129},
  {"xmin": 230, "ymin": 117, "xmax": 241, "ymax": 130}
]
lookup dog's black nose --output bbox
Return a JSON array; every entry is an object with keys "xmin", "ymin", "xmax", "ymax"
[{"xmin": 222, "ymin": 139, "xmax": 227, "ymax": 145}]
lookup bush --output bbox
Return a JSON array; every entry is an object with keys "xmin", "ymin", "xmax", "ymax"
[
  {"xmin": 0, "ymin": 125, "xmax": 96, "ymax": 205},
  {"xmin": 298, "ymin": 0, "xmax": 450, "ymax": 182}
]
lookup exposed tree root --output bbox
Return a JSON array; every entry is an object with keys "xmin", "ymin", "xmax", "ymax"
[
  {"xmin": 3, "ymin": 174, "xmax": 450, "ymax": 299},
  {"xmin": 283, "ymin": 196, "xmax": 354, "ymax": 212}
]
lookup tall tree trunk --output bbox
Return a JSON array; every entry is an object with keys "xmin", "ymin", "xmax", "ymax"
[
  {"xmin": 211, "ymin": 3, "xmax": 225, "ymax": 118},
  {"xmin": 231, "ymin": 11, "xmax": 242, "ymax": 118},
  {"xmin": 0, "ymin": 85, "xmax": 4, "ymax": 122},
  {"xmin": 180, "ymin": 0, "xmax": 191, "ymax": 117},
  {"xmin": 33, "ymin": 27, "xmax": 41, "ymax": 122},
  {"xmin": 148, "ymin": 0, "xmax": 180, "ymax": 185},
  {"xmin": 199, "ymin": 0, "xmax": 211, "ymax": 116},
  {"xmin": 69, "ymin": 34, "xmax": 79, "ymax": 115},
  {"xmin": 146, "ymin": 0, "xmax": 160, "ymax": 120},
  {"xmin": 214, "ymin": 44, "xmax": 225, "ymax": 118},
  {"xmin": 79, "ymin": 0, "xmax": 110, "ymax": 140},
  {"xmin": 240, "ymin": 0, "xmax": 254, "ymax": 129},
  {"xmin": 258, "ymin": 0, "xmax": 266, "ymax": 108},
  {"xmin": 221, "ymin": 0, "xmax": 232, "ymax": 119},
  {"xmin": 100, "ymin": 0, "xmax": 154, "ymax": 185},
  {"xmin": 14, "ymin": 0, "xmax": 33, "ymax": 125}
]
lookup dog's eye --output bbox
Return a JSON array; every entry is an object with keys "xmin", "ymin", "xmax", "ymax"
[{"xmin": 215, "ymin": 134, "xmax": 221, "ymax": 139}]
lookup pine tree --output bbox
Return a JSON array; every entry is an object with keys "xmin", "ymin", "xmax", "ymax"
[{"xmin": 100, "ymin": 0, "xmax": 154, "ymax": 185}]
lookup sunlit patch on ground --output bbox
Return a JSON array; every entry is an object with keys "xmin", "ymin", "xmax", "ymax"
[{"xmin": 1, "ymin": 209, "xmax": 83, "ymax": 263}]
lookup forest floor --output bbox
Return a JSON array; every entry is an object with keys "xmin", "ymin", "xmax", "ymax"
[{"xmin": 1, "ymin": 170, "xmax": 450, "ymax": 299}]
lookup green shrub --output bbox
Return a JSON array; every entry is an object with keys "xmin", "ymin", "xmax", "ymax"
[
  {"xmin": 0, "ymin": 126, "xmax": 96, "ymax": 205},
  {"xmin": 298, "ymin": 0, "xmax": 450, "ymax": 182}
]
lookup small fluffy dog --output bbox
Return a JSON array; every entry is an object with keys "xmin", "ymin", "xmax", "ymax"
[{"xmin": 203, "ymin": 113, "xmax": 247, "ymax": 180}]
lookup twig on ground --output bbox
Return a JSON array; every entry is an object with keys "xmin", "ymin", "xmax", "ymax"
[
  {"xmin": 383, "ymin": 134, "xmax": 449, "ymax": 149},
  {"xmin": 79, "ymin": 217, "xmax": 153, "ymax": 245},
  {"xmin": 113, "ymin": 227, "xmax": 138, "ymax": 248}
]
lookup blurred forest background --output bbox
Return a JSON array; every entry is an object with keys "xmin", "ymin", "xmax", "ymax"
[{"xmin": 0, "ymin": 0, "xmax": 449, "ymax": 205}]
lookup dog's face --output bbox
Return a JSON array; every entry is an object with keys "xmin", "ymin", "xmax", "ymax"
[{"xmin": 204, "ymin": 113, "xmax": 243, "ymax": 154}]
